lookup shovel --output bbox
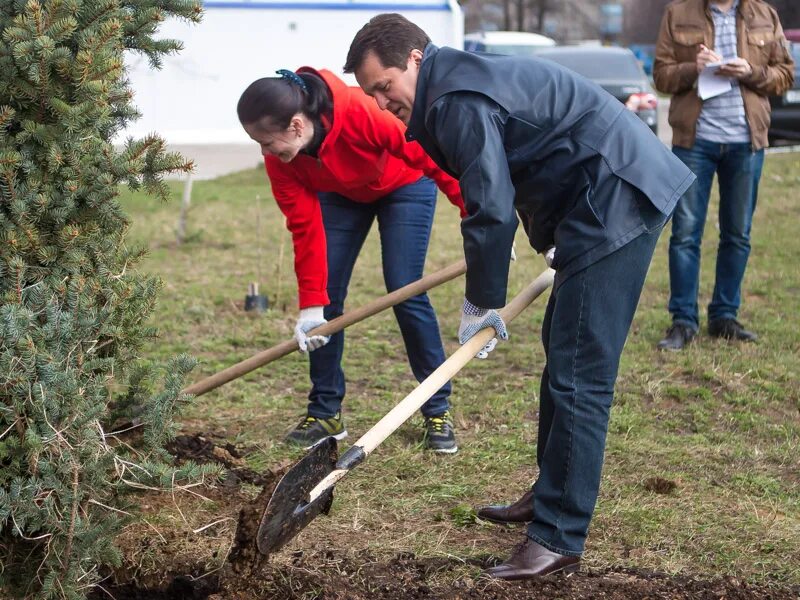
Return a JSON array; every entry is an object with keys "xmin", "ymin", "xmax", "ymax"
[
  {"xmin": 256, "ymin": 267, "xmax": 555, "ymax": 556},
  {"xmin": 183, "ymin": 260, "xmax": 466, "ymax": 397}
]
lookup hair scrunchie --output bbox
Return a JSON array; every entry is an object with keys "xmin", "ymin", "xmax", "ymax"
[{"xmin": 276, "ymin": 69, "xmax": 308, "ymax": 93}]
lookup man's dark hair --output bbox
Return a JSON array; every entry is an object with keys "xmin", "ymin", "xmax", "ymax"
[{"xmin": 344, "ymin": 13, "xmax": 431, "ymax": 73}]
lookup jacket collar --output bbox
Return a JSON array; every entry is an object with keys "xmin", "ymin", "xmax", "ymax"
[
  {"xmin": 406, "ymin": 43, "xmax": 439, "ymax": 143},
  {"xmin": 705, "ymin": 0, "xmax": 748, "ymax": 11}
]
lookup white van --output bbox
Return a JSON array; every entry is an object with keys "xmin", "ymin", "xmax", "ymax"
[{"xmin": 464, "ymin": 30, "xmax": 556, "ymax": 56}]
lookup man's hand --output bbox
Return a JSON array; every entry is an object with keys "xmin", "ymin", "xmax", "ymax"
[
  {"xmin": 696, "ymin": 44, "xmax": 723, "ymax": 74},
  {"xmin": 717, "ymin": 57, "xmax": 752, "ymax": 80},
  {"xmin": 458, "ymin": 298, "xmax": 508, "ymax": 359},
  {"xmin": 294, "ymin": 306, "xmax": 330, "ymax": 353}
]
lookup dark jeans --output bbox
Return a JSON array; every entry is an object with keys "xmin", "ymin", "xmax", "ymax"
[
  {"xmin": 668, "ymin": 140, "xmax": 764, "ymax": 330},
  {"xmin": 307, "ymin": 176, "xmax": 451, "ymax": 419},
  {"xmin": 527, "ymin": 217, "xmax": 663, "ymax": 556}
]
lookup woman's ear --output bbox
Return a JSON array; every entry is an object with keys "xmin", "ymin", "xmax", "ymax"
[{"xmin": 290, "ymin": 114, "xmax": 304, "ymax": 138}]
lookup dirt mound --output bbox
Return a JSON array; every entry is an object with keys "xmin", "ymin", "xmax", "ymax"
[
  {"xmin": 166, "ymin": 433, "xmax": 271, "ymax": 487},
  {"xmin": 214, "ymin": 552, "xmax": 800, "ymax": 600},
  {"xmin": 227, "ymin": 479, "xmax": 281, "ymax": 572},
  {"xmin": 91, "ymin": 550, "xmax": 800, "ymax": 600},
  {"xmin": 91, "ymin": 434, "xmax": 799, "ymax": 599},
  {"xmin": 165, "ymin": 432, "xmax": 290, "ymax": 572}
]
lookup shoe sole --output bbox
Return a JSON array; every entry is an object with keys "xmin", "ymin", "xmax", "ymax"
[
  {"xmin": 486, "ymin": 562, "xmax": 580, "ymax": 580},
  {"xmin": 431, "ymin": 445, "xmax": 458, "ymax": 455},
  {"xmin": 709, "ymin": 334, "xmax": 757, "ymax": 342},
  {"xmin": 302, "ymin": 430, "xmax": 348, "ymax": 450},
  {"xmin": 477, "ymin": 515, "xmax": 531, "ymax": 525}
]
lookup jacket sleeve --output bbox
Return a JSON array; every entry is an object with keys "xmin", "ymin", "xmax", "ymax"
[
  {"xmin": 653, "ymin": 7, "xmax": 700, "ymax": 95},
  {"xmin": 740, "ymin": 14, "xmax": 795, "ymax": 97},
  {"xmin": 360, "ymin": 102, "xmax": 467, "ymax": 217},
  {"xmin": 425, "ymin": 93, "xmax": 517, "ymax": 309},
  {"xmin": 264, "ymin": 158, "xmax": 329, "ymax": 309}
]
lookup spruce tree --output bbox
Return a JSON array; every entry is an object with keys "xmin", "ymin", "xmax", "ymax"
[{"xmin": 0, "ymin": 0, "xmax": 204, "ymax": 597}]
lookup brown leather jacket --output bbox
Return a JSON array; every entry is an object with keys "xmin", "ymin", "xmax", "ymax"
[{"xmin": 654, "ymin": 0, "xmax": 795, "ymax": 150}]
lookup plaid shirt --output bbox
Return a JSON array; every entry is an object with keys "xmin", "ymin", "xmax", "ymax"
[{"xmin": 696, "ymin": 0, "xmax": 751, "ymax": 144}]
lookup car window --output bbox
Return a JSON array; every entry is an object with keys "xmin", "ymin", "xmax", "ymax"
[
  {"xmin": 537, "ymin": 52, "xmax": 643, "ymax": 79},
  {"xmin": 484, "ymin": 44, "xmax": 550, "ymax": 57}
]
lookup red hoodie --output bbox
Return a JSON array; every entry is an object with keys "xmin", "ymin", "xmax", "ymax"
[{"xmin": 265, "ymin": 68, "xmax": 465, "ymax": 309}]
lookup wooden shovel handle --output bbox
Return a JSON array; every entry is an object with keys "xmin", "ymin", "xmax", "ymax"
[
  {"xmin": 307, "ymin": 268, "xmax": 555, "ymax": 502},
  {"xmin": 182, "ymin": 260, "xmax": 467, "ymax": 397}
]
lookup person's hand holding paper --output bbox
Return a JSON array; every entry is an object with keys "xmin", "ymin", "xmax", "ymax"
[
  {"xmin": 695, "ymin": 44, "xmax": 753, "ymax": 101},
  {"xmin": 716, "ymin": 57, "xmax": 752, "ymax": 80},
  {"xmin": 696, "ymin": 44, "xmax": 722, "ymax": 74},
  {"xmin": 696, "ymin": 44, "xmax": 731, "ymax": 101}
]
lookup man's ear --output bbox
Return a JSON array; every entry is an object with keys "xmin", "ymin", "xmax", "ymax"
[{"xmin": 409, "ymin": 48, "xmax": 423, "ymax": 68}]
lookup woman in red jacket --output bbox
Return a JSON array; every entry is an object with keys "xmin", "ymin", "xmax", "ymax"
[{"xmin": 237, "ymin": 68, "xmax": 465, "ymax": 453}]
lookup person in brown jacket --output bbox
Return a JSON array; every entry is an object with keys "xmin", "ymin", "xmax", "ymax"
[{"xmin": 653, "ymin": 0, "xmax": 794, "ymax": 350}]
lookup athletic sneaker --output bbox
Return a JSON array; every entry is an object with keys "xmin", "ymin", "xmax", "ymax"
[
  {"xmin": 423, "ymin": 411, "xmax": 458, "ymax": 454},
  {"xmin": 285, "ymin": 412, "xmax": 347, "ymax": 449}
]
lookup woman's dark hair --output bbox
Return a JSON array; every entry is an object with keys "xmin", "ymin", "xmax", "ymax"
[
  {"xmin": 344, "ymin": 13, "xmax": 431, "ymax": 73},
  {"xmin": 237, "ymin": 71, "xmax": 332, "ymax": 129}
]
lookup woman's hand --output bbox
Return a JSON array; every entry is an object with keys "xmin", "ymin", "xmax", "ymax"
[{"xmin": 294, "ymin": 306, "xmax": 330, "ymax": 353}]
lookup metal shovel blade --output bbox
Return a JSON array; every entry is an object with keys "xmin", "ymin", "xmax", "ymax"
[{"xmin": 256, "ymin": 436, "xmax": 338, "ymax": 556}]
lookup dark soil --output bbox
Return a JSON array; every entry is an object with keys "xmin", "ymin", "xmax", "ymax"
[
  {"xmin": 90, "ymin": 550, "xmax": 800, "ymax": 599},
  {"xmin": 88, "ymin": 434, "xmax": 800, "ymax": 599},
  {"xmin": 164, "ymin": 432, "xmax": 287, "ymax": 572},
  {"xmin": 642, "ymin": 477, "xmax": 678, "ymax": 495},
  {"xmin": 166, "ymin": 433, "xmax": 273, "ymax": 487},
  {"xmin": 227, "ymin": 483, "xmax": 276, "ymax": 573}
]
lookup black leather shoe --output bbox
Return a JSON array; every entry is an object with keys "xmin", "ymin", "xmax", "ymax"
[
  {"xmin": 486, "ymin": 537, "xmax": 580, "ymax": 580},
  {"xmin": 656, "ymin": 323, "xmax": 695, "ymax": 351},
  {"xmin": 477, "ymin": 488, "xmax": 534, "ymax": 524},
  {"xmin": 708, "ymin": 318, "xmax": 757, "ymax": 342}
]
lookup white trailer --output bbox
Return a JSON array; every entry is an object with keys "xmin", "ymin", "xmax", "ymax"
[{"xmin": 123, "ymin": 0, "xmax": 464, "ymax": 145}]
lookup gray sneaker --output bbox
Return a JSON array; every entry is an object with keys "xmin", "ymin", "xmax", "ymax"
[
  {"xmin": 423, "ymin": 411, "xmax": 458, "ymax": 454},
  {"xmin": 285, "ymin": 412, "xmax": 348, "ymax": 449}
]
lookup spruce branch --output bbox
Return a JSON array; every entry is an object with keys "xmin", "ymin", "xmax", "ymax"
[
  {"xmin": 62, "ymin": 463, "xmax": 79, "ymax": 575},
  {"xmin": 1, "ymin": 0, "xmax": 204, "ymax": 593}
]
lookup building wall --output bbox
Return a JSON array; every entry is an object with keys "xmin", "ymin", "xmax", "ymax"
[{"xmin": 122, "ymin": 0, "xmax": 464, "ymax": 144}]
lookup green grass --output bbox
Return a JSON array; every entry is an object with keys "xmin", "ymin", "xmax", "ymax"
[{"xmin": 119, "ymin": 153, "xmax": 800, "ymax": 583}]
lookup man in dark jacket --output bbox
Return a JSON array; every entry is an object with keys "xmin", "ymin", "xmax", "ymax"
[{"xmin": 345, "ymin": 14, "xmax": 696, "ymax": 578}]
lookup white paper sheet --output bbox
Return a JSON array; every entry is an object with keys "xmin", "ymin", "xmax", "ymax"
[{"xmin": 698, "ymin": 61, "xmax": 733, "ymax": 101}]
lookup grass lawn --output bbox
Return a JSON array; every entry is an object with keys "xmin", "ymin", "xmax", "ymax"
[{"xmin": 116, "ymin": 152, "xmax": 800, "ymax": 588}]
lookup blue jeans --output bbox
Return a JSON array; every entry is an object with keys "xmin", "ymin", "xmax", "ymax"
[
  {"xmin": 307, "ymin": 177, "xmax": 451, "ymax": 419},
  {"xmin": 527, "ymin": 208, "xmax": 663, "ymax": 556},
  {"xmin": 668, "ymin": 140, "xmax": 764, "ymax": 330}
]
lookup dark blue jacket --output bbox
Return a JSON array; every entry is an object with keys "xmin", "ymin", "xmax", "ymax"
[{"xmin": 406, "ymin": 45, "xmax": 696, "ymax": 308}]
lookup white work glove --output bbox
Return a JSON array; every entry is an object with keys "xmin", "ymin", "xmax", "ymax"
[
  {"xmin": 294, "ymin": 306, "xmax": 330, "ymax": 353},
  {"xmin": 543, "ymin": 246, "xmax": 555, "ymax": 268},
  {"xmin": 458, "ymin": 298, "xmax": 508, "ymax": 359}
]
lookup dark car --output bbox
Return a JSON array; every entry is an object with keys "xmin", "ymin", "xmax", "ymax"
[
  {"xmin": 534, "ymin": 46, "xmax": 658, "ymax": 135},
  {"xmin": 768, "ymin": 41, "xmax": 800, "ymax": 143}
]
